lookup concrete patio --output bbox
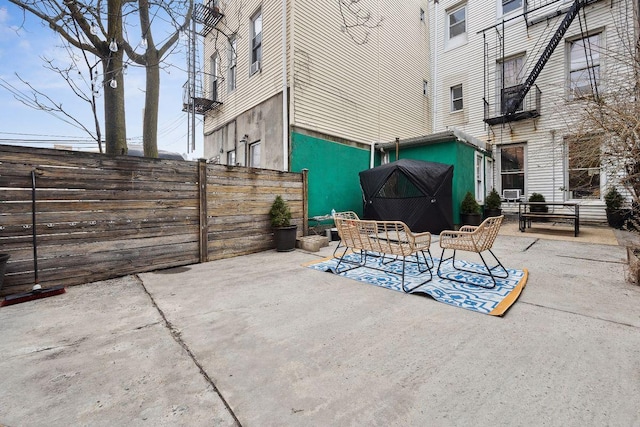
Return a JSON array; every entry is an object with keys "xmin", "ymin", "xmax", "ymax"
[{"xmin": 1, "ymin": 226, "xmax": 639, "ymax": 426}]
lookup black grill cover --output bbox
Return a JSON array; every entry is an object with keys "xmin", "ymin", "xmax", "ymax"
[{"xmin": 359, "ymin": 159, "xmax": 454, "ymax": 234}]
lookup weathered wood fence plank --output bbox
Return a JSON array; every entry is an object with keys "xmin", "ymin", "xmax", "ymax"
[{"xmin": 0, "ymin": 145, "xmax": 304, "ymax": 296}]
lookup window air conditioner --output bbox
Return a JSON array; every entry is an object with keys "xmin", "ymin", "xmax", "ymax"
[{"xmin": 502, "ymin": 189, "xmax": 521, "ymax": 201}]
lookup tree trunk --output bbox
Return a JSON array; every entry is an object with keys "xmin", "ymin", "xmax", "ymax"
[
  {"xmin": 143, "ymin": 49, "xmax": 160, "ymax": 158},
  {"xmin": 103, "ymin": 53, "xmax": 127, "ymax": 155},
  {"xmin": 104, "ymin": 0, "xmax": 127, "ymax": 155}
]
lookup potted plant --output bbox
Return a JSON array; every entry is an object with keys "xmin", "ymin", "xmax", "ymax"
[
  {"xmin": 485, "ymin": 188, "xmax": 502, "ymax": 218},
  {"xmin": 460, "ymin": 191, "xmax": 482, "ymax": 226},
  {"xmin": 269, "ymin": 195, "xmax": 298, "ymax": 252},
  {"xmin": 528, "ymin": 192, "xmax": 548, "ymax": 214},
  {"xmin": 604, "ymin": 187, "xmax": 627, "ymax": 229}
]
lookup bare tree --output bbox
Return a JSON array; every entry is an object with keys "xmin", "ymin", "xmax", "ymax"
[
  {"xmin": 120, "ymin": 0, "xmax": 193, "ymax": 158},
  {"xmin": 9, "ymin": 0, "xmax": 128, "ymax": 154},
  {"xmin": 8, "ymin": 0, "xmax": 192, "ymax": 157},
  {"xmin": 570, "ymin": 0, "xmax": 640, "ymax": 225}
]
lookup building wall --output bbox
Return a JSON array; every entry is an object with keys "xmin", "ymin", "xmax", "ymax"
[
  {"xmin": 290, "ymin": 131, "xmax": 370, "ymax": 218},
  {"xmin": 291, "ymin": 0, "xmax": 432, "ymax": 144},
  {"xmin": 430, "ymin": 0, "xmax": 630, "ymax": 221},
  {"xmin": 203, "ymin": 0, "xmax": 432, "ymax": 171},
  {"xmin": 202, "ymin": 0, "xmax": 289, "ymax": 167}
]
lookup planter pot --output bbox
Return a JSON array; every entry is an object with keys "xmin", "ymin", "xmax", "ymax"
[
  {"xmin": 484, "ymin": 208, "xmax": 502, "ymax": 218},
  {"xmin": 606, "ymin": 209, "xmax": 629, "ymax": 229},
  {"xmin": 274, "ymin": 225, "xmax": 298, "ymax": 252},
  {"xmin": 0, "ymin": 253, "xmax": 10, "ymax": 291},
  {"xmin": 460, "ymin": 213, "xmax": 482, "ymax": 227},
  {"xmin": 628, "ymin": 247, "xmax": 640, "ymax": 285}
]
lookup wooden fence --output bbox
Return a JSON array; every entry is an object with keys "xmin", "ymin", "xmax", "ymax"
[{"xmin": 0, "ymin": 145, "xmax": 306, "ymax": 296}]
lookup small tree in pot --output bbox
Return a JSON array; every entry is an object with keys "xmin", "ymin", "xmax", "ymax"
[
  {"xmin": 460, "ymin": 191, "xmax": 482, "ymax": 226},
  {"xmin": 484, "ymin": 188, "xmax": 502, "ymax": 218},
  {"xmin": 528, "ymin": 193, "xmax": 548, "ymax": 213},
  {"xmin": 604, "ymin": 187, "xmax": 627, "ymax": 229},
  {"xmin": 269, "ymin": 195, "xmax": 298, "ymax": 252}
]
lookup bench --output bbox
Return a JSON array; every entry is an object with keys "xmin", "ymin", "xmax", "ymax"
[
  {"xmin": 518, "ymin": 202, "xmax": 580, "ymax": 236},
  {"xmin": 333, "ymin": 213, "xmax": 433, "ymax": 292}
]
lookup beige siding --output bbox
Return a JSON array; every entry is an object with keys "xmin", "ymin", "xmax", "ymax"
[
  {"xmin": 292, "ymin": 0, "xmax": 431, "ymax": 144},
  {"xmin": 203, "ymin": 0, "xmax": 289, "ymax": 134}
]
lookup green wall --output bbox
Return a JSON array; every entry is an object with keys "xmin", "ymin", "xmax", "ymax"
[
  {"xmin": 291, "ymin": 132, "xmax": 370, "ymax": 218},
  {"xmin": 381, "ymin": 140, "xmax": 478, "ymax": 224}
]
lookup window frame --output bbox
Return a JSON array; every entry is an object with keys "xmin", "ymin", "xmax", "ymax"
[
  {"xmin": 228, "ymin": 35, "xmax": 237, "ymax": 92},
  {"xmin": 227, "ymin": 149, "xmax": 236, "ymax": 166},
  {"xmin": 210, "ymin": 52, "xmax": 219, "ymax": 102},
  {"xmin": 567, "ymin": 32, "xmax": 601, "ymax": 100},
  {"xmin": 497, "ymin": 53, "xmax": 525, "ymax": 114},
  {"xmin": 250, "ymin": 8, "xmax": 262, "ymax": 75},
  {"xmin": 450, "ymin": 84, "xmax": 463, "ymax": 112},
  {"xmin": 565, "ymin": 135, "xmax": 602, "ymax": 200},
  {"xmin": 500, "ymin": 0, "xmax": 523, "ymax": 16},
  {"xmin": 249, "ymin": 141, "xmax": 261, "ymax": 168},
  {"xmin": 499, "ymin": 144, "xmax": 526, "ymax": 196},
  {"xmin": 446, "ymin": 3, "xmax": 467, "ymax": 49},
  {"xmin": 475, "ymin": 152, "xmax": 485, "ymax": 204}
]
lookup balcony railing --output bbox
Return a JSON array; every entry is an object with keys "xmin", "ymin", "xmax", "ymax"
[
  {"xmin": 182, "ymin": 81, "xmax": 222, "ymax": 115},
  {"xmin": 193, "ymin": 3, "xmax": 224, "ymax": 36},
  {"xmin": 483, "ymin": 84, "xmax": 541, "ymax": 125}
]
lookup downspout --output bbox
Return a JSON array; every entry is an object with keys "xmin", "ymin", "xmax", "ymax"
[
  {"xmin": 431, "ymin": 1, "xmax": 438, "ymax": 130},
  {"xmin": 370, "ymin": 142, "xmax": 375, "ymax": 169},
  {"xmin": 281, "ymin": 0, "xmax": 289, "ymax": 171},
  {"xmin": 395, "ymin": 137, "xmax": 399, "ymax": 161}
]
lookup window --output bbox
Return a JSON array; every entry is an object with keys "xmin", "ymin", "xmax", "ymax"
[
  {"xmin": 423, "ymin": 80, "xmax": 428, "ymax": 96},
  {"xmin": 227, "ymin": 149, "xmax": 236, "ymax": 166},
  {"xmin": 497, "ymin": 54, "xmax": 524, "ymax": 113},
  {"xmin": 249, "ymin": 142, "xmax": 261, "ymax": 167},
  {"xmin": 228, "ymin": 35, "xmax": 237, "ymax": 91},
  {"xmin": 210, "ymin": 53, "xmax": 219, "ymax": 101},
  {"xmin": 447, "ymin": 5, "xmax": 466, "ymax": 40},
  {"xmin": 568, "ymin": 33, "xmax": 600, "ymax": 99},
  {"xmin": 501, "ymin": 0, "xmax": 522, "ymax": 15},
  {"xmin": 250, "ymin": 10, "xmax": 262, "ymax": 75},
  {"xmin": 500, "ymin": 145, "xmax": 525, "ymax": 195},
  {"xmin": 475, "ymin": 153, "xmax": 485, "ymax": 203},
  {"xmin": 566, "ymin": 135, "xmax": 601, "ymax": 199},
  {"xmin": 451, "ymin": 84, "xmax": 463, "ymax": 111}
]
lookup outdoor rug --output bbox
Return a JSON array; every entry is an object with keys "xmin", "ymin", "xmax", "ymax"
[{"xmin": 305, "ymin": 253, "xmax": 528, "ymax": 316}]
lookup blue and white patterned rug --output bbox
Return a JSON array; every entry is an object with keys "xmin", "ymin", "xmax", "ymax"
[{"xmin": 305, "ymin": 252, "xmax": 528, "ymax": 316}]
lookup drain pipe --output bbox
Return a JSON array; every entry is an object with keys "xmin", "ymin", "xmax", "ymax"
[{"xmin": 370, "ymin": 142, "xmax": 375, "ymax": 168}]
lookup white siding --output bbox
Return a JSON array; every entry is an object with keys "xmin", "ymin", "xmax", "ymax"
[{"xmin": 431, "ymin": 0, "xmax": 633, "ymax": 221}]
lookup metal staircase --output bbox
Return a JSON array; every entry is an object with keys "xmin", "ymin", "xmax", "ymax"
[{"xmin": 504, "ymin": 0, "xmax": 589, "ymax": 116}]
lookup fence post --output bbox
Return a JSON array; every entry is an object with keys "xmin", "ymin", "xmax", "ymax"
[
  {"xmin": 302, "ymin": 168, "xmax": 309, "ymax": 236},
  {"xmin": 198, "ymin": 159, "xmax": 208, "ymax": 262}
]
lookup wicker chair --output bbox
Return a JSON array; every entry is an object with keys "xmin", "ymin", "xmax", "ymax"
[
  {"xmin": 437, "ymin": 215, "xmax": 508, "ymax": 288},
  {"xmin": 331, "ymin": 211, "xmax": 360, "ymax": 257},
  {"xmin": 333, "ymin": 215, "xmax": 433, "ymax": 292}
]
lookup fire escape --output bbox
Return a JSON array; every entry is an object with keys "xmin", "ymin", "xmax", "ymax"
[
  {"xmin": 483, "ymin": 0, "xmax": 595, "ymax": 126},
  {"xmin": 183, "ymin": 2, "xmax": 224, "ymax": 115}
]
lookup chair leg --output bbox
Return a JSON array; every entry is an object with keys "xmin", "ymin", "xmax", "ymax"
[
  {"xmin": 437, "ymin": 248, "xmax": 509, "ymax": 289},
  {"xmin": 402, "ymin": 253, "xmax": 432, "ymax": 293}
]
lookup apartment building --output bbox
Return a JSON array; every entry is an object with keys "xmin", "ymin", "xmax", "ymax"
[
  {"xmin": 429, "ymin": 0, "xmax": 636, "ymax": 220},
  {"xmin": 193, "ymin": 0, "xmax": 636, "ymax": 220}
]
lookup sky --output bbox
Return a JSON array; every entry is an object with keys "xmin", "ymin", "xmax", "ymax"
[{"xmin": 0, "ymin": 2, "xmax": 204, "ymax": 160}]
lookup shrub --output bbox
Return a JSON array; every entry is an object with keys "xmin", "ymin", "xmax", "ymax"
[
  {"xmin": 485, "ymin": 188, "xmax": 502, "ymax": 210},
  {"xmin": 461, "ymin": 191, "xmax": 481, "ymax": 214},
  {"xmin": 528, "ymin": 192, "xmax": 548, "ymax": 213},
  {"xmin": 604, "ymin": 187, "xmax": 624, "ymax": 211},
  {"xmin": 269, "ymin": 195, "xmax": 291, "ymax": 227}
]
